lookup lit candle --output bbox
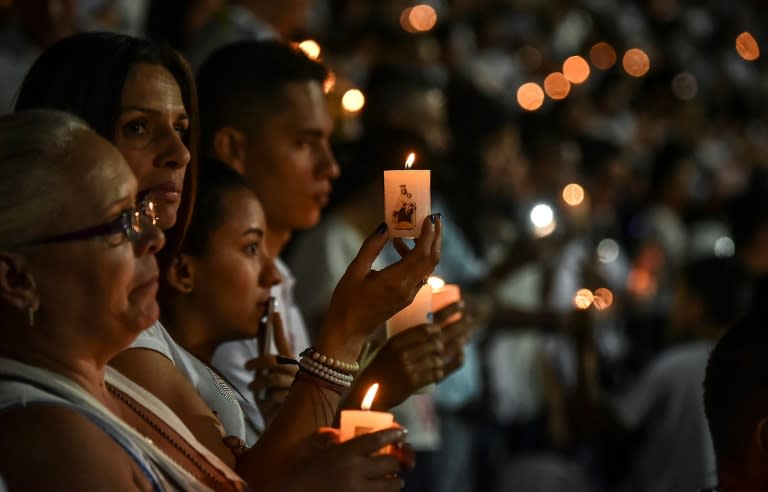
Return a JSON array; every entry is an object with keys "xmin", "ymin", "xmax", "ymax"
[
  {"xmin": 384, "ymin": 153, "xmax": 431, "ymax": 238},
  {"xmin": 387, "ymin": 283, "xmax": 432, "ymax": 337},
  {"xmin": 427, "ymin": 276, "xmax": 462, "ymax": 324},
  {"xmin": 340, "ymin": 383, "xmax": 394, "ymax": 442}
]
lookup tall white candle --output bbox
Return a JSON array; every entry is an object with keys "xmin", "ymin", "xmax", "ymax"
[
  {"xmin": 387, "ymin": 283, "xmax": 433, "ymax": 337},
  {"xmin": 384, "ymin": 153, "xmax": 431, "ymax": 238},
  {"xmin": 340, "ymin": 383, "xmax": 394, "ymax": 443}
]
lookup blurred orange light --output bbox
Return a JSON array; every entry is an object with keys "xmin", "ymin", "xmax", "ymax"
[
  {"xmin": 589, "ymin": 42, "xmax": 617, "ymax": 70},
  {"xmin": 544, "ymin": 72, "xmax": 571, "ymax": 100},
  {"xmin": 298, "ymin": 40, "xmax": 321, "ymax": 60},
  {"xmin": 562, "ymin": 183, "xmax": 585, "ymax": 206},
  {"xmin": 323, "ymin": 72, "xmax": 336, "ymax": 94},
  {"xmin": 562, "ymin": 56, "xmax": 590, "ymax": 84},
  {"xmin": 400, "ymin": 8, "xmax": 416, "ymax": 33},
  {"xmin": 574, "ymin": 288, "xmax": 594, "ymax": 310},
  {"xmin": 623, "ymin": 48, "xmax": 650, "ymax": 77},
  {"xmin": 517, "ymin": 82, "xmax": 545, "ymax": 111},
  {"xmin": 342, "ymin": 89, "xmax": 365, "ymax": 112},
  {"xmin": 736, "ymin": 32, "xmax": 760, "ymax": 61},
  {"xmin": 593, "ymin": 288, "xmax": 614, "ymax": 310},
  {"xmin": 409, "ymin": 4, "xmax": 438, "ymax": 32}
]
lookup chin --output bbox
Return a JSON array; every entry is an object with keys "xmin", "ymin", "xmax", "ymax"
[{"xmin": 156, "ymin": 203, "xmax": 180, "ymax": 230}]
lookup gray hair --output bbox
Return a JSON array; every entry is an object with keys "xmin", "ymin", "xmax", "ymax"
[{"xmin": 0, "ymin": 110, "xmax": 92, "ymax": 248}]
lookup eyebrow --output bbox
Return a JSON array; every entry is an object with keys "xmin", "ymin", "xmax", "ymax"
[
  {"xmin": 298, "ymin": 128, "xmax": 326, "ymax": 138},
  {"xmin": 242, "ymin": 228, "xmax": 265, "ymax": 238},
  {"xmin": 120, "ymin": 105, "xmax": 190, "ymax": 120}
]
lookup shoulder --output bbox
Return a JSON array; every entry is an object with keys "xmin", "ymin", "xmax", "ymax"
[
  {"xmin": 0, "ymin": 405, "xmax": 153, "ymax": 491},
  {"xmin": 129, "ymin": 321, "xmax": 176, "ymax": 363}
]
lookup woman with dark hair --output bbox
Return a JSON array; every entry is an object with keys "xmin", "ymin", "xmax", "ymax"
[{"xmin": 14, "ymin": 31, "xmax": 198, "ymax": 271}]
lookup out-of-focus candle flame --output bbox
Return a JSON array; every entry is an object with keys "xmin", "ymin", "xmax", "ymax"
[
  {"xmin": 593, "ymin": 288, "xmax": 614, "ymax": 310},
  {"xmin": 517, "ymin": 82, "xmax": 545, "ymax": 111},
  {"xmin": 574, "ymin": 288, "xmax": 594, "ymax": 310},
  {"xmin": 298, "ymin": 40, "xmax": 321, "ymax": 60},
  {"xmin": 544, "ymin": 72, "xmax": 571, "ymax": 100},
  {"xmin": 736, "ymin": 32, "xmax": 760, "ymax": 61},
  {"xmin": 342, "ymin": 89, "xmax": 365, "ymax": 112},
  {"xmin": 563, "ymin": 56, "xmax": 590, "ymax": 84},
  {"xmin": 361, "ymin": 383, "xmax": 379, "ymax": 410},
  {"xmin": 427, "ymin": 276, "xmax": 445, "ymax": 290},
  {"xmin": 590, "ymin": 42, "xmax": 617, "ymax": 70},
  {"xmin": 623, "ymin": 49, "xmax": 650, "ymax": 77},
  {"xmin": 323, "ymin": 72, "xmax": 336, "ymax": 94},
  {"xmin": 405, "ymin": 152, "xmax": 416, "ymax": 169},
  {"xmin": 562, "ymin": 183, "xmax": 585, "ymax": 206}
]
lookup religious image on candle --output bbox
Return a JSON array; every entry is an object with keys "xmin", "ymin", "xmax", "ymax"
[
  {"xmin": 384, "ymin": 152, "xmax": 431, "ymax": 238},
  {"xmin": 340, "ymin": 383, "xmax": 394, "ymax": 442}
]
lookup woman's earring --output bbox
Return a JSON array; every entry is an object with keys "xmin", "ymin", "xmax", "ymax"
[{"xmin": 27, "ymin": 306, "xmax": 35, "ymax": 327}]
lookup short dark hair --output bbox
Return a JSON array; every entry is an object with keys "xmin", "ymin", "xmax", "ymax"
[
  {"xmin": 703, "ymin": 282, "xmax": 768, "ymax": 469},
  {"xmin": 179, "ymin": 158, "xmax": 253, "ymax": 257},
  {"xmin": 14, "ymin": 32, "xmax": 199, "ymax": 273},
  {"xmin": 196, "ymin": 40, "xmax": 329, "ymax": 151}
]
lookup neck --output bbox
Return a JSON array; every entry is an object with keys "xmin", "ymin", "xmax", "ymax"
[
  {"xmin": 0, "ymin": 337, "xmax": 107, "ymax": 396},
  {"xmin": 266, "ymin": 225, "xmax": 291, "ymax": 258},
  {"xmin": 161, "ymin": 306, "xmax": 219, "ymax": 364}
]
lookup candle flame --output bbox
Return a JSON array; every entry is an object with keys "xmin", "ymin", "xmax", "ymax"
[
  {"xmin": 361, "ymin": 383, "xmax": 379, "ymax": 410},
  {"xmin": 405, "ymin": 153, "xmax": 416, "ymax": 169},
  {"xmin": 427, "ymin": 276, "xmax": 445, "ymax": 290}
]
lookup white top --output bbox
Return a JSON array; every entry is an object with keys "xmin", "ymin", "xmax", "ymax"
[
  {"xmin": 131, "ymin": 321, "xmax": 259, "ymax": 446},
  {"xmin": 610, "ymin": 341, "xmax": 717, "ymax": 492},
  {"xmin": 211, "ymin": 259, "xmax": 310, "ymax": 433},
  {"xmin": 0, "ymin": 357, "xmax": 243, "ymax": 491}
]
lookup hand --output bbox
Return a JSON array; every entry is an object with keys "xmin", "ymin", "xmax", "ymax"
[
  {"xmin": 245, "ymin": 313, "xmax": 299, "ymax": 425},
  {"xmin": 319, "ymin": 215, "xmax": 442, "ymax": 360},
  {"xmin": 434, "ymin": 301, "xmax": 474, "ymax": 376},
  {"xmin": 352, "ymin": 323, "xmax": 444, "ymax": 410},
  {"xmin": 222, "ymin": 435, "xmax": 248, "ymax": 458},
  {"xmin": 272, "ymin": 427, "xmax": 409, "ymax": 492}
]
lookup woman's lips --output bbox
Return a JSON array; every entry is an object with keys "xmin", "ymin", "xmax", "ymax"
[
  {"xmin": 150, "ymin": 182, "xmax": 181, "ymax": 203},
  {"xmin": 134, "ymin": 275, "xmax": 159, "ymax": 293}
]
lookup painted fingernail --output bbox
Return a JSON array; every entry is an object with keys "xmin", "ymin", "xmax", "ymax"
[{"xmin": 376, "ymin": 222, "xmax": 388, "ymax": 234}]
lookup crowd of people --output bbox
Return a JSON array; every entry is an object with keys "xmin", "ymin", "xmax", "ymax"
[{"xmin": 1, "ymin": 1, "xmax": 768, "ymax": 491}]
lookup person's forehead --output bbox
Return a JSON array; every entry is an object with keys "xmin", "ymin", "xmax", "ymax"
[{"xmin": 275, "ymin": 81, "xmax": 330, "ymax": 124}]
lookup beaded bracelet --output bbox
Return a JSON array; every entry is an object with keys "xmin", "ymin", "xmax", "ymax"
[
  {"xmin": 300, "ymin": 348, "xmax": 360, "ymax": 374},
  {"xmin": 300, "ymin": 358, "xmax": 354, "ymax": 383},
  {"xmin": 298, "ymin": 361, "xmax": 353, "ymax": 389}
]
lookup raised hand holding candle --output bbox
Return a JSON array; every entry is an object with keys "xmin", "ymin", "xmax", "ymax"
[
  {"xmin": 340, "ymin": 383, "xmax": 394, "ymax": 442},
  {"xmin": 387, "ymin": 283, "xmax": 432, "ymax": 338},
  {"xmin": 427, "ymin": 276, "xmax": 462, "ymax": 324},
  {"xmin": 384, "ymin": 152, "xmax": 431, "ymax": 238}
]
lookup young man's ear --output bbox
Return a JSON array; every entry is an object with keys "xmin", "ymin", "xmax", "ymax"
[
  {"xmin": 166, "ymin": 254, "xmax": 196, "ymax": 294},
  {"xmin": 0, "ymin": 252, "xmax": 39, "ymax": 312},
  {"xmin": 211, "ymin": 127, "xmax": 248, "ymax": 174}
]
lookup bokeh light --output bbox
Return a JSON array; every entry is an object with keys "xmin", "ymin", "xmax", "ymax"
[
  {"xmin": 597, "ymin": 238, "xmax": 620, "ymax": 263},
  {"xmin": 623, "ymin": 48, "xmax": 651, "ymax": 77},
  {"xmin": 593, "ymin": 288, "xmax": 614, "ymax": 310},
  {"xmin": 562, "ymin": 183, "xmax": 585, "ymax": 206},
  {"xmin": 574, "ymin": 288, "xmax": 594, "ymax": 310},
  {"xmin": 298, "ymin": 40, "xmax": 321, "ymax": 60},
  {"xmin": 517, "ymin": 82, "xmax": 545, "ymax": 111},
  {"xmin": 530, "ymin": 203, "xmax": 554, "ymax": 228},
  {"xmin": 736, "ymin": 32, "xmax": 760, "ymax": 61},
  {"xmin": 562, "ymin": 56, "xmax": 591, "ymax": 84},
  {"xmin": 410, "ymin": 5, "xmax": 438, "ymax": 31},
  {"xmin": 714, "ymin": 236, "xmax": 735, "ymax": 257},
  {"xmin": 671, "ymin": 72, "xmax": 698, "ymax": 100},
  {"xmin": 323, "ymin": 72, "xmax": 336, "ymax": 94},
  {"xmin": 544, "ymin": 72, "xmax": 571, "ymax": 100},
  {"xmin": 589, "ymin": 42, "xmax": 617, "ymax": 70},
  {"xmin": 341, "ymin": 89, "xmax": 365, "ymax": 112}
]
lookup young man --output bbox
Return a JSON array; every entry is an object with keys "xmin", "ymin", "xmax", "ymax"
[{"xmin": 198, "ymin": 40, "xmax": 339, "ymax": 430}]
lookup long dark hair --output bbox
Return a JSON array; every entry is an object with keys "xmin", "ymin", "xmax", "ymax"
[{"xmin": 14, "ymin": 31, "xmax": 199, "ymax": 272}]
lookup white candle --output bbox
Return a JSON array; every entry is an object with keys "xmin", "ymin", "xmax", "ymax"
[
  {"xmin": 387, "ymin": 283, "xmax": 432, "ymax": 337},
  {"xmin": 340, "ymin": 383, "xmax": 394, "ymax": 442},
  {"xmin": 428, "ymin": 276, "xmax": 462, "ymax": 324},
  {"xmin": 384, "ymin": 153, "xmax": 431, "ymax": 238}
]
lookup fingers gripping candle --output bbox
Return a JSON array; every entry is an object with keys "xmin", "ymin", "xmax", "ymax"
[{"xmin": 384, "ymin": 153, "xmax": 431, "ymax": 238}]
